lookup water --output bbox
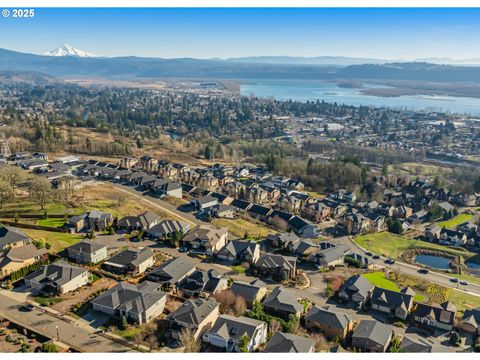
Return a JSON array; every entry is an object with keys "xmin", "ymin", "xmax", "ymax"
[
  {"xmin": 414, "ymin": 254, "xmax": 451, "ymax": 270},
  {"xmin": 240, "ymin": 79, "xmax": 480, "ymax": 114},
  {"xmin": 466, "ymin": 261, "xmax": 480, "ymax": 275}
]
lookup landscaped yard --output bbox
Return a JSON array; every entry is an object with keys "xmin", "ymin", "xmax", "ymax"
[
  {"xmin": 354, "ymin": 231, "xmax": 476, "ymax": 261},
  {"xmin": 22, "ymin": 229, "xmax": 84, "ymax": 252},
  {"xmin": 437, "ymin": 213, "xmax": 474, "ymax": 229},
  {"xmin": 362, "ymin": 271, "xmax": 400, "ymax": 291},
  {"xmin": 32, "ymin": 295, "xmax": 64, "ymax": 306},
  {"xmin": 36, "ymin": 218, "xmax": 66, "ymax": 228}
]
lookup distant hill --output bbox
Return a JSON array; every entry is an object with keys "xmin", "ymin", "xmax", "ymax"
[
  {"xmin": 1, "ymin": 48, "xmax": 480, "ymax": 83},
  {"xmin": 224, "ymin": 55, "xmax": 387, "ymax": 66}
]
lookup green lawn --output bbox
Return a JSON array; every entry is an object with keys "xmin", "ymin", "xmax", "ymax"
[
  {"xmin": 32, "ymin": 296, "xmax": 64, "ymax": 306},
  {"xmin": 231, "ymin": 265, "xmax": 247, "ymax": 274},
  {"xmin": 362, "ymin": 272, "xmax": 400, "ymax": 291},
  {"xmin": 437, "ymin": 213, "xmax": 474, "ymax": 229},
  {"xmin": 448, "ymin": 289, "xmax": 480, "ymax": 315},
  {"xmin": 36, "ymin": 218, "xmax": 66, "ymax": 228},
  {"xmin": 22, "ymin": 229, "xmax": 84, "ymax": 252},
  {"xmin": 355, "ymin": 231, "xmax": 476, "ymax": 261}
]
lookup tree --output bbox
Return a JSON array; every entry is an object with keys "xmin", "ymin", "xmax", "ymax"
[
  {"xmin": 0, "ymin": 180, "xmax": 13, "ymax": 208},
  {"xmin": 147, "ymin": 334, "xmax": 158, "ymax": 352},
  {"xmin": 0, "ymin": 165, "xmax": 26, "ymax": 198},
  {"xmin": 55, "ymin": 177, "xmax": 77, "ymax": 205},
  {"xmin": 450, "ymin": 331, "xmax": 461, "ymax": 347},
  {"xmin": 284, "ymin": 315, "xmax": 299, "ymax": 334},
  {"xmin": 120, "ymin": 315, "xmax": 128, "ymax": 330},
  {"xmin": 39, "ymin": 343, "xmax": 57, "ymax": 352},
  {"xmin": 178, "ymin": 328, "xmax": 201, "ymax": 352},
  {"xmin": 28, "ymin": 177, "xmax": 53, "ymax": 210},
  {"xmin": 204, "ymin": 144, "xmax": 212, "ymax": 160},
  {"xmin": 133, "ymin": 332, "xmax": 144, "ymax": 349},
  {"xmin": 238, "ymin": 334, "xmax": 250, "ymax": 352},
  {"xmin": 311, "ymin": 333, "xmax": 328, "ymax": 352}
]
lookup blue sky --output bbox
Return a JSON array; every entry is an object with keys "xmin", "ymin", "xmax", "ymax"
[{"xmin": 1, "ymin": 8, "xmax": 480, "ymax": 59}]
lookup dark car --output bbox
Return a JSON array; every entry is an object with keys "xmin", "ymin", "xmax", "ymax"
[
  {"xmin": 418, "ymin": 269, "xmax": 429, "ymax": 274},
  {"xmin": 19, "ymin": 304, "xmax": 35, "ymax": 312},
  {"xmin": 372, "ymin": 255, "xmax": 380, "ymax": 260},
  {"xmin": 385, "ymin": 259, "xmax": 395, "ymax": 265},
  {"xmin": 460, "ymin": 280, "xmax": 469, "ymax": 286},
  {"xmin": 365, "ymin": 252, "xmax": 373, "ymax": 257},
  {"xmin": 450, "ymin": 278, "xmax": 459, "ymax": 283}
]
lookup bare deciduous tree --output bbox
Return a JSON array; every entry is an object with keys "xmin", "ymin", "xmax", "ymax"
[
  {"xmin": 147, "ymin": 334, "xmax": 158, "ymax": 352},
  {"xmin": 0, "ymin": 165, "xmax": 27, "ymax": 198},
  {"xmin": 28, "ymin": 177, "xmax": 53, "ymax": 210},
  {"xmin": 0, "ymin": 180, "xmax": 13, "ymax": 208},
  {"xmin": 213, "ymin": 290, "xmax": 247, "ymax": 316},
  {"xmin": 178, "ymin": 328, "xmax": 201, "ymax": 353}
]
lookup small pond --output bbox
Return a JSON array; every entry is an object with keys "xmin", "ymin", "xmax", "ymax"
[
  {"xmin": 414, "ymin": 254, "xmax": 451, "ymax": 270},
  {"xmin": 466, "ymin": 261, "xmax": 480, "ymax": 275}
]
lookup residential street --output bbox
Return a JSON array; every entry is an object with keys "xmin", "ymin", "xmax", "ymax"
[{"xmin": 0, "ymin": 292, "xmax": 138, "ymax": 353}]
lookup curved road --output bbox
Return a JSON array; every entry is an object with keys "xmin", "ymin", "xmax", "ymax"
[{"xmin": 334, "ymin": 235, "xmax": 480, "ymax": 297}]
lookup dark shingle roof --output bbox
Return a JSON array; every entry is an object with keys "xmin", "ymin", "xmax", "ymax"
[
  {"xmin": 264, "ymin": 332, "xmax": 314, "ymax": 353},
  {"xmin": 105, "ymin": 248, "xmax": 155, "ymax": 267},
  {"xmin": 147, "ymin": 257, "xmax": 196, "ymax": 285},
  {"xmin": 0, "ymin": 225, "xmax": 30, "ymax": 247},
  {"xmin": 262, "ymin": 286, "xmax": 302, "ymax": 314},
  {"xmin": 167, "ymin": 298, "xmax": 219, "ymax": 326},
  {"xmin": 305, "ymin": 306, "xmax": 352, "ymax": 331},
  {"xmin": 352, "ymin": 320, "xmax": 393, "ymax": 347}
]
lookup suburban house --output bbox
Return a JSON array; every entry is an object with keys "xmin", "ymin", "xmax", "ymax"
[
  {"xmin": 253, "ymin": 253, "xmax": 297, "ymax": 280},
  {"xmin": 66, "ymin": 240, "xmax": 108, "ymax": 264},
  {"xmin": 229, "ymin": 280, "xmax": 268, "ymax": 307},
  {"xmin": 91, "ymin": 281, "xmax": 167, "ymax": 325},
  {"xmin": 351, "ymin": 320, "xmax": 393, "ymax": 352},
  {"xmin": 438, "ymin": 228, "xmax": 467, "ymax": 246},
  {"xmin": 0, "ymin": 225, "xmax": 31, "ymax": 251},
  {"xmin": 146, "ymin": 257, "xmax": 196, "ymax": 292},
  {"xmin": 315, "ymin": 245, "xmax": 350, "ymax": 267},
  {"xmin": 191, "ymin": 195, "xmax": 219, "ymax": 213},
  {"xmin": 338, "ymin": 275, "xmax": 374, "ymax": 309},
  {"xmin": 202, "ymin": 315, "xmax": 267, "ymax": 352},
  {"xmin": 146, "ymin": 220, "xmax": 191, "ymax": 240},
  {"xmin": 399, "ymin": 336, "xmax": 432, "ymax": 353},
  {"xmin": 0, "ymin": 244, "xmax": 48, "ymax": 278},
  {"xmin": 413, "ymin": 301, "xmax": 457, "ymax": 331},
  {"xmin": 370, "ymin": 287, "xmax": 415, "ymax": 320},
  {"xmin": 181, "ymin": 226, "xmax": 228, "ymax": 255},
  {"xmin": 154, "ymin": 181, "xmax": 183, "ymax": 198},
  {"xmin": 458, "ymin": 308, "xmax": 480, "ymax": 333},
  {"xmin": 304, "ymin": 305, "xmax": 354, "ymax": 341},
  {"xmin": 116, "ymin": 211, "xmax": 161, "ymax": 232},
  {"xmin": 264, "ymin": 332, "xmax": 315, "ymax": 353},
  {"xmin": 24, "ymin": 261, "xmax": 90, "ymax": 294},
  {"xmin": 216, "ymin": 240, "xmax": 260, "ymax": 264},
  {"xmin": 166, "ymin": 298, "xmax": 220, "ymax": 341},
  {"xmin": 288, "ymin": 216, "xmax": 318, "ymax": 238},
  {"xmin": 262, "ymin": 286, "xmax": 303, "ymax": 320},
  {"xmin": 209, "ymin": 204, "xmax": 236, "ymax": 219},
  {"xmin": 102, "ymin": 247, "xmax": 155, "ymax": 275},
  {"xmin": 266, "ymin": 232, "xmax": 300, "ymax": 249},
  {"xmin": 177, "ymin": 269, "xmax": 228, "ymax": 297},
  {"xmin": 67, "ymin": 210, "xmax": 113, "ymax": 232}
]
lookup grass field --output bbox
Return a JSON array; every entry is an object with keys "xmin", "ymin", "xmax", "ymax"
[
  {"xmin": 355, "ymin": 231, "xmax": 476, "ymax": 261},
  {"xmin": 437, "ymin": 213, "xmax": 474, "ymax": 229},
  {"xmin": 212, "ymin": 217, "xmax": 275, "ymax": 239},
  {"xmin": 22, "ymin": 229, "xmax": 84, "ymax": 252},
  {"xmin": 362, "ymin": 272, "xmax": 399, "ymax": 291},
  {"xmin": 231, "ymin": 265, "xmax": 247, "ymax": 273},
  {"xmin": 36, "ymin": 218, "xmax": 66, "ymax": 228}
]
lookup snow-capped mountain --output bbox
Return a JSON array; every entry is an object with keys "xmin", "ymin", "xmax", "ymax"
[{"xmin": 44, "ymin": 44, "xmax": 98, "ymax": 58}]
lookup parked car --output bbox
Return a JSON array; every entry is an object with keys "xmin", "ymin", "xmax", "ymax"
[{"xmin": 19, "ymin": 304, "xmax": 35, "ymax": 312}]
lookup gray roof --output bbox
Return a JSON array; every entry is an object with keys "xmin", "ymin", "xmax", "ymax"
[
  {"xmin": 316, "ymin": 245, "xmax": 349, "ymax": 264},
  {"xmin": 414, "ymin": 301, "xmax": 457, "ymax": 325},
  {"xmin": 0, "ymin": 225, "xmax": 30, "ymax": 247},
  {"xmin": 266, "ymin": 232, "xmax": 299, "ymax": 245},
  {"xmin": 148, "ymin": 257, "xmax": 196, "ymax": 285},
  {"xmin": 255, "ymin": 253, "xmax": 296, "ymax": 271},
  {"xmin": 352, "ymin": 320, "xmax": 393, "ymax": 347},
  {"xmin": 217, "ymin": 240, "xmax": 258, "ymax": 258},
  {"xmin": 262, "ymin": 286, "xmax": 303, "ymax": 314},
  {"xmin": 167, "ymin": 298, "xmax": 219, "ymax": 326},
  {"xmin": 147, "ymin": 220, "xmax": 190, "ymax": 237},
  {"xmin": 230, "ymin": 280, "xmax": 266, "ymax": 304},
  {"xmin": 67, "ymin": 240, "xmax": 106, "ymax": 254},
  {"xmin": 399, "ymin": 336, "xmax": 432, "ymax": 353},
  {"xmin": 105, "ymin": 247, "xmax": 155, "ymax": 267},
  {"xmin": 305, "ymin": 306, "xmax": 352, "ymax": 331},
  {"xmin": 370, "ymin": 287, "xmax": 413, "ymax": 311},
  {"xmin": 24, "ymin": 260, "xmax": 88, "ymax": 287},
  {"xmin": 340, "ymin": 275, "xmax": 373, "ymax": 298},
  {"xmin": 208, "ymin": 315, "xmax": 265, "ymax": 342},
  {"xmin": 92, "ymin": 281, "xmax": 166, "ymax": 314},
  {"xmin": 264, "ymin": 332, "xmax": 314, "ymax": 353},
  {"xmin": 462, "ymin": 308, "xmax": 480, "ymax": 329}
]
